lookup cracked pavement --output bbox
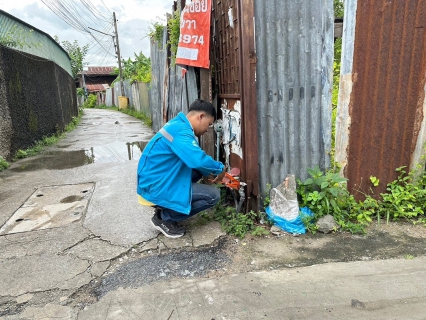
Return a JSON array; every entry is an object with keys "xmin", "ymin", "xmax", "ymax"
[{"xmin": 1, "ymin": 109, "xmax": 426, "ymax": 319}]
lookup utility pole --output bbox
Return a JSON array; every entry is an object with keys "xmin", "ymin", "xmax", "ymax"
[{"xmin": 113, "ymin": 12, "xmax": 125, "ymax": 97}]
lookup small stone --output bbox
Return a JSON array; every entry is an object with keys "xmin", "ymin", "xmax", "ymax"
[{"xmin": 317, "ymin": 215, "xmax": 338, "ymax": 234}]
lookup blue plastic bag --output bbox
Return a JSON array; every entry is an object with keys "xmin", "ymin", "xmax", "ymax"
[{"xmin": 266, "ymin": 206, "xmax": 314, "ymax": 234}]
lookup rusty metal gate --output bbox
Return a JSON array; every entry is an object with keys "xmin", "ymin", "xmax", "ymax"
[{"xmin": 212, "ymin": 0, "xmax": 259, "ymax": 210}]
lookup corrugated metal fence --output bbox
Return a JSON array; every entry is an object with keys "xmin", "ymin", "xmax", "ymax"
[
  {"xmin": 105, "ymin": 80, "xmax": 150, "ymax": 116},
  {"xmin": 255, "ymin": 0, "xmax": 334, "ymax": 194},
  {"xmin": 149, "ymin": 2, "xmax": 198, "ymax": 133},
  {"xmin": 335, "ymin": 0, "xmax": 426, "ymax": 198}
]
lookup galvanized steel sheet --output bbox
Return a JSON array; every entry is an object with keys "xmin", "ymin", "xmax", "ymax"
[{"xmin": 255, "ymin": 0, "xmax": 334, "ymax": 194}]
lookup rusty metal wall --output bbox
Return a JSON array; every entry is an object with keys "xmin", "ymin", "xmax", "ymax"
[
  {"xmin": 255, "ymin": 0, "xmax": 334, "ymax": 195},
  {"xmin": 212, "ymin": 0, "xmax": 260, "ymax": 210},
  {"xmin": 335, "ymin": 0, "xmax": 426, "ymax": 197},
  {"xmin": 212, "ymin": 0, "xmax": 240, "ymax": 96}
]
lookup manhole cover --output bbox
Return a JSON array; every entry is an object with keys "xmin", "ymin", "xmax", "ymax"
[{"xmin": 0, "ymin": 183, "xmax": 95, "ymax": 235}]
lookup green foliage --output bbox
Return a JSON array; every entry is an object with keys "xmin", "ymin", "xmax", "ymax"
[
  {"xmin": 148, "ymin": 21, "xmax": 165, "ymax": 44},
  {"xmin": 211, "ymin": 205, "xmax": 270, "ymax": 238},
  {"xmin": 0, "ymin": 156, "xmax": 10, "ymax": 172},
  {"xmin": 0, "ymin": 23, "xmax": 39, "ymax": 49},
  {"xmin": 55, "ymin": 37, "xmax": 89, "ymax": 78},
  {"xmin": 13, "ymin": 110, "xmax": 83, "ymax": 161},
  {"xmin": 119, "ymin": 107, "xmax": 152, "ymax": 128},
  {"xmin": 298, "ymin": 164, "xmax": 426, "ymax": 234},
  {"xmin": 167, "ymin": 9, "xmax": 181, "ymax": 64},
  {"xmin": 112, "ymin": 51, "xmax": 152, "ymax": 84},
  {"xmin": 331, "ymin": 0, "xmax": 344, "ymax": 167},
  {"xmin": 83, "ymin": 94, "xmax": 97, "ymax": 108},
  {"xmin": 331, "ymin": 38, "xmax": 342, "ymax": 167},
  {"xmin": 370, "ymin": 176, "xmax": 380, "ymax": 187},
  {"xmin": 334, "ymin": 0, "xmax": 344, "ymax": 18},
  {"xmin": 379, "ymin": 167, "xmax": 426, "ymax": 221},
  {"xmin": 297, "ymin": 166, "xmax": 369, "ymax": 233},
  {"xmin": 76, "ymin": 88, "xmax": 85, "ymax": 97},
  {"xmin": 262, "ymin": 183, "xmax": 272, "ymax": 208},
  {"xmin": 64, "ymin": 116, "xmax": 80, "ymax": 132}
]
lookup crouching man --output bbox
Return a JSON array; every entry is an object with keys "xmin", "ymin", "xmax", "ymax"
[{"xmin": 137, "ymin": 99, "xmax": 226, "ymax": 238}]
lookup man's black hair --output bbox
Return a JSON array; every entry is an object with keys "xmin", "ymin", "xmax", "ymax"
[{"xmin": 188, "ymin": 99, "xmax": 216, "ymax": 120}]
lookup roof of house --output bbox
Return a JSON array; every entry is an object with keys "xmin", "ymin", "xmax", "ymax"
[
  {"xmin": 81, "ymin": 66, "xmax": 116, "ymax": 76},
  {"xmin": 86, "ymin": 84, "xmax": 110, "ymax": 92}
]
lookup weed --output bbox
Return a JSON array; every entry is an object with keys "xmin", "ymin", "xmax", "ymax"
[
  {"xmin": 262, "ymin": 183, "xmax": 272, "ymax": 208},
  {"xmin": 167, "ymin": 9, "xmax": 181, "ymax": 64},
  {"xmin": 211, "ymin": 205, "xmax": 269, "ymax": 238},
  {"xmin": 404, "ymin": 254, "xmax": 415, "ymax": 260},
  {"xmin": 83, "ymin": 94, "xmax": 97, "ymax": 108},
  {"xmin": 147, "ymin": 21, "xmax": 165, "ymax": 44},
  {"xmin": 0, "ymin": 156, "xmax": 10, "ymax": 172},
  {"xmin": 379, "ymin": 166, "xmax": 426, "ymax": 221},
  {"xmin": 297, "ymin": 166, "xmax": 369, "ymax": 234},
  {"xmin": 119, "ymin": 107, "xmax": 152, "ymax": 128},
  {"xmin": 12, "ymin": 110, "xmax": 83, "ymax": 161}
]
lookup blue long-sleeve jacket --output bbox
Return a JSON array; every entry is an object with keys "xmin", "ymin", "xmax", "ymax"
[{"xmin": 137, "ymin": 112, "xmax": 224, "ymax": 214}]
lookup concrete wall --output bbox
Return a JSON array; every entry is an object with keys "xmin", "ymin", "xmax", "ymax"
[{"xmin": 0, "ymin": 46, "xmax": 77, "ymax": 160}]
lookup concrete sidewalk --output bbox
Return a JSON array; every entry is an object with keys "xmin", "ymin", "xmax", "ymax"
[{"xmin": 1, "ymin": 109, "xmax": 426, "ymax": 319}]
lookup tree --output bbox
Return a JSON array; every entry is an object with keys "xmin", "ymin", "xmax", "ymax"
[
  {"xmin": 54, "ymin": 36, "xmax": 89, "ymax": 78},
  {"xmin": 111, "ymin": 51, "xmax": 152, "ymax": 84}
]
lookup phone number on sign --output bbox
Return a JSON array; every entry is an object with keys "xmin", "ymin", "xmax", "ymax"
[{"xmin": 179, "ymin": 34, "xmax": 205, "ymax": 45}]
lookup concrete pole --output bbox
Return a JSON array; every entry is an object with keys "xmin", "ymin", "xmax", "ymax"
[{"xmin": 113, "ymin": 12, "xmax": 125, "ymax": 97}]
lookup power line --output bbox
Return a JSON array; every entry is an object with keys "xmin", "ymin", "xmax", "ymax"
[{"xmin": 41, "ymin": 0, "xmax": 115, "ymax": 64}]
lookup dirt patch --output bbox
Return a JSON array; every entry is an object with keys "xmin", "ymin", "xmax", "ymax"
[{"xmin": 215, "ymin": 220, "xmax": 426, "ymax": 274}]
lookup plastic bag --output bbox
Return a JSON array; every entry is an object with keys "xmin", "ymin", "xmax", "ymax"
[{"xmin": 266, "ymin": 206, "xmax": 313, "ymax": 234}]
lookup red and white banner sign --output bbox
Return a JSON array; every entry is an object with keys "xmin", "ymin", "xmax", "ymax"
[{"xmin": 175, "ymin": 0, "xmax": 211, "ymax": 69}]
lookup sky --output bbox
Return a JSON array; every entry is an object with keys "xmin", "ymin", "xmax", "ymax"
[{"xmin": 0, "ymin": 0, "xmax": 171, "ymax": 67}]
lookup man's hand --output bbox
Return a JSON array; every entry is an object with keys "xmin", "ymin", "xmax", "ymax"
[{"xmin": 212, "ymin": 166, "xmax": 226, "ymax": 183}]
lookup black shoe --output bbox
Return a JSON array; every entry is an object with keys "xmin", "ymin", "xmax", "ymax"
[{"xmin": 151, "ymin": 211, "xmax": 185, "ymax": 238}]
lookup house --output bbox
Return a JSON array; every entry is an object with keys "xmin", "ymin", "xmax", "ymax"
[{"xmin": 76, "ymin": 66, "xmax": 117, "ymax": 105}]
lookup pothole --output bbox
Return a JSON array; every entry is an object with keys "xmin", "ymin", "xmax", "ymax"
[{"xmin": 60, "ymin": 195, "xmax": 84, "ymax": 203}]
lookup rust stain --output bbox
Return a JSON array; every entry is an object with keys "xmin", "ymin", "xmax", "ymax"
[{"xmin": 346, "ymin": 0, "xmax": 426, "ymax": 199}]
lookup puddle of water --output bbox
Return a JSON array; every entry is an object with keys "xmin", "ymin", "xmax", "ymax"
[{"xmin": 10, "ymin": 141, "xmax": 150, "ymax": 172}]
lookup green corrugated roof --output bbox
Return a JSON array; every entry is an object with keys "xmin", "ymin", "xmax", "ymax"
[{"xmin": 0, "ymin": 9, "xmax": 73, "ymax": 76}]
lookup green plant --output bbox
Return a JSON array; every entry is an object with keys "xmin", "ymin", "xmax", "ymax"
[
  {"xmin": 211, "ymin": 205, "xmax": 269, "ymax": 238},
  {"xmin": 0, "ymin": 23, "xmax": 39, "ymax": 49},
  {"xmin": 54, "ymin": 37, "xmax": 89, "ymax": 78},
  {"xmin": 334, "ymin": 0, "xmax": 344, "ymax": 18},
  {"xmin": 76, "ymin": 88, "xmax": 85, "ymax": 97},
  {"xmin": 84, "ymin": 94, "xmax": 97, "ymax": 108},
  {"xmin": 167, "ymin": 9, "xmax": 181, "ymax": 64},
  {"xmin": 0, "ymin": 156, "xmax": 10, "ymax": 172},
  {"xmin": 147, "ymin": 21, "xmax": 165, "ymax": 44},
  {"xmin": 298, "ymin": 166, "xmax": 350, "ymax": 217},
  {"xmin": 379, "ymin": 167, "xmax": 426, "ymax": 222},
  {"xmin": 119, "ymin": 107, "xmax": 153, "ymax": 127},
  {"xmin": 111, "ymin": 52, "xmax": 152, "ymax": 84},
  {"xmin": 370, "ymin": 176, "xmax": 380, "ymax": 187},
  {"xmin": 262, "ymin": 183, "xmax": 272, "ymax": 208},
  {"xmin": 297, "ymin": 166, "xmax": 369, "ymax": 233},
  {"xmin": 13, "ymin": 110, "xmax": 83, "ymax": 161}
]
